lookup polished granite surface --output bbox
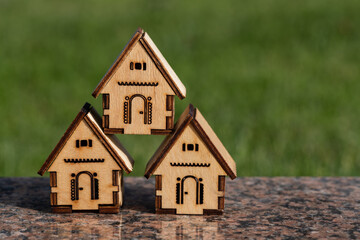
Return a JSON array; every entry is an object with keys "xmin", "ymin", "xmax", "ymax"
[{"xmin": 1, "ymin": 177, "xmax": 360, "ymax": 239}]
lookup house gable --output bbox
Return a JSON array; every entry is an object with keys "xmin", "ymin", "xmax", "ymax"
[
  {"xmin": 151, "ymin": 123, "xmax": 226, "ymax": 177},
  {"xmin": 100, "ymin": 40, "xmax": 174, "ymax": 96},
  {"xmin": 47, "ymin": 120, "xmax": 120, "ymax": 173},
  {"xmin": 92, "ymin": 28, "xmax": 186, "ymax": 99},
  {"xmin": 38, "ymin": 103, "xmax": 134, "ymax": 176},
  {"xmin": 144, "ymin": 104, "xmax": 237, "ymax": 179}
]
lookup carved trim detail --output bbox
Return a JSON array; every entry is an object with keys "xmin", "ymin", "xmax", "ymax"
[
  {"xmin": 118, "ymin": 81, "xmax": 158, "ymax": 86},
  {"xmin": 64, "ymin": 158, "xmax": 104, "ymax": 163},
  {"xmin": 124, "ymin": 94, "xmax": 152, "ymax": 125},
  {"xmin": 170, "ymin": 162, "xmax": 210, "ymax": 167}
]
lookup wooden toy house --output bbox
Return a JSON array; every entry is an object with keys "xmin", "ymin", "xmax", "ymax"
[
  {"xmin": 92, "ymin": 28, "xmax": 186, "ymax": 135},
  {"xmin": 38, "ymin": 103, "xmax": 134, "ymax": 213},
  {"xmin": 144, "ymin": 104, "xmax": 237, "ymax": 215}
]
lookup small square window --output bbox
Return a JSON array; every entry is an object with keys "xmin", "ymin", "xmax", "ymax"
[
  {"xmin": 76, "ymin": 139, "xmax": 92, "ymax": 148},
  {"xmin": 187, "ymin": 144, "xmax": 194, "ymax": 151},
  {"xmin": 135, "ymin": 62, "xmax": 142, "ymax": 70},
  {"xmin": 80, "ymin": 140, "xmax": 88, "ymax": 147}
]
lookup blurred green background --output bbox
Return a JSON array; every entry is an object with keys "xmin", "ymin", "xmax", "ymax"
[{"xmin": 1, "ymin": 0, "xmax": 360, "ymax": 177}]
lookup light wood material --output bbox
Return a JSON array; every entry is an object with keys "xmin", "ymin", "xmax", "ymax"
[
  {"xmin": 144, "ymin": 104, "xmax": 236, "ymax": 215},
  {"xmin": 91, "ymin": 28, "xmax": 186, "ymax": 135},
  {"xmin": 38, "ymin": 103, "xmax": 134, "ymax": 213}
]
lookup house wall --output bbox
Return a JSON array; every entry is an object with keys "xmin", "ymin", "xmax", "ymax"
[
  {"xmin": 48, "ymin": 120, "xmax": 122, "ymax": 211},
  {"xmin": 153, "ymin": 125, "xmax": 227, "ymax": 214},
  {"xmin": 101, "ymin": 42, "xmax": 175, "ymax": 135}
]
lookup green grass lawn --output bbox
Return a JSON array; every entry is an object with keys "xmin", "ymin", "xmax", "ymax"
[{"xmin": 1, "ymin": 0, "xmax": 360, "ymax": 177}]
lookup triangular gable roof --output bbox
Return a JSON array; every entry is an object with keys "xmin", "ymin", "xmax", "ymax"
[
  {"xmin": 38, "ymin": 103, "xmax": 134, "ymax": 176},
  {"xmin": 92, "ymin": 28, "xmax": 186, "ymax": 99},
  {"xmin": 144, "ymin": 104, "xmax": 237, "ymax": 179}
]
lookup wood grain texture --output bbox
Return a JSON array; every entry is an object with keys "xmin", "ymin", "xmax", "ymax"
[
  {"xmin": 145, "ymin": 104, "xmax": 236, "ymax": 179},
  {"xmin": 92, "ymin": 28, "xmax": 144, "ymax": 98},
  {"xmin": 37, "ymin": 103, "xmax": 91, "ymax": 176},
  {"xmin": 91, "ymin": 28, "xmax": 186, "ymax": 135},
  {"xmin": 145, "ymin": 104, "xmax": 236, "ymax": 215},
  {"xmin": 39, "ymin": 103, "xmax": 133, "ymax": 212}
]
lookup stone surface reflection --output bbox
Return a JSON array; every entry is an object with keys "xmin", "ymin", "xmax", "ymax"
[{"xmin": 1, "ymin": 177, "xmax": 360, "ymax": 239}]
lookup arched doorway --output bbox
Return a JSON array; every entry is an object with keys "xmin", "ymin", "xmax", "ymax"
[
  {"xmin": 123, "ymin": 94, "xmax": 152, "ymax": 125},
  {"xmin": 176, "ymin": 175, "xmax": 204, "ymax": 205},
  {"xmin": 70, "ymin": 171, "xmax": 99, "ymax": 201}
]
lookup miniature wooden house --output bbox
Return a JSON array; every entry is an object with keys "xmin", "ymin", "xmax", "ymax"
[
  {"xmin": 38, "ymin": 103, "xmax": 134, "ymax": 213},
  {"xmin": 92, "ymin": 28, "xmax": 186, "ymax": 135},
  {"xmin": 144, "ymin": 104, "xmax": 237, "ymax": 215}
]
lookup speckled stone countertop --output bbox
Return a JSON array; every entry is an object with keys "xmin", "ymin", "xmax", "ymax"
[{"xmin": 1, "ymin": 177, "xmax": 360, "ymax": 239}]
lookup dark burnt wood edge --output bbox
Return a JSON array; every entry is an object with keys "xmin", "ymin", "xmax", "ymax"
[
  {"xmin": 112, "ymin": 170, "xmax": 120, "ymax": 186},
  {"xmin": 155, "ymin": 195, "xmax": 162, "ymax": 209},
  {"xmin": 191, "ymin": 109, "xmax": 236, "ymax": 180},
  {"xmin": 104, "ymin": 128, "xmax": 124, "ymax": 134},
  {"xmin": 139, "ymin": 38, "xmax": 185, "ymax": 100},
  {"xmin": 103, "ymin": 115, "xmax": 109, "ymax": 128},
  {"xmin": 50, "ymin": 172, "xmax": 57, "ymax": 187},
  {"xmin": 50, "ymin": 192, "xmax": 57, "ymax": 205},
  {"xmin": 218, "ymin": 175, "xmax": 225, "ymax": 191},
  {"xmin": 155, "ymin": 175, "xmax": 162, "ymax": 190},
  {"xmin": 92, "ymin": 29, "xmax": 144, "ymax": 98},
  {"xmin": 144, "ymin": 105, "xmax": 195, "ymax": 178},
  {"xmin": 52, "ymin": 205, "xmax": 72, "ymax": 213},
  {"xmin": 84, "ymin": 116, "xmax": 130, "ymax": 173},
  {"xmin": 151, "ymin": 129, "xmax": 173, "ymax": 135},
  {"xmin": 166, "ymin": 116, "xmax": 174, "ymax": 130},
  {"xmin": 166, "ymin": 95, "xmax": 174, "ymax": 111},
  {"xmin": 203, "ymin": 209, "xmax": 223, "ymax": 215},
  {"xmin": 102, "ymin": 94, "xmax": 110, "ymax": 109},
  {"xmin": 156, "ymin": 208, "xmax": 177, "ymax": 215},
  {"xmin": 98, "ymin": 191, "xmax": 121, "ymax": 213},
  {"xmin": 98, "ymin": 206, "xmax": 120, "ymax": 214},
  {"xmin": 218, "ymin": 196, "xmax": 225, "ymax": 210},
  {"xmin": 38, "ymin": 103, "xmax": 92, "ymax": 176}
]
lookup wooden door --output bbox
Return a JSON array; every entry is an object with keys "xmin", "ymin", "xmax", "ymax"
[
  {"xmin": 77, "ymin": 172, "xmax": 92, "ymax": 202},
  {"xmin": 182, "ymin": 176, "xmax": 198, "ymax": 206},
  {"xmin": 131, "ymin": 95, "xmax": 147, "ymax": 126}
]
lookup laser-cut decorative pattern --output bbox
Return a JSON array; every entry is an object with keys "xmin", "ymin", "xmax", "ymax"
[
  {"xmin": 70, "ymin": 171, "xmax": 99, "ymax": 201},
  {"xmin": 170, "ymin": 162, "xmax": 210, "ymax": 167},
  {"xmin": 64, "ymin": 158, "xmax": 104, "ymax": 163},
  {"xmin": 176, "ymin": 182, "xmax": 180, "ymax": 204},
  {"xmin": 148, "ymin": 101, "xmax": 152, "ymax": 124},
  {"xmin": 124, "ymin": 101, "xmax": 129, "ymax": 124},
  {"xmin": 200, "ymin": 183, "xmax": 204, "ymax": 204},
  {"xmin": 176, "ymin": 175, "xmax": 204, "ymax": 205},
  {"xmin": 94, "ymin": 178, "xmax": 99, "ymax": 200},
  {"xmin": 71, "ymin": 179, "xmax": 75, "ymax": 201},
  {"xmin": 118, "ymin": 81, "xmax": 158, "ymax": 87},
  {"xmin": 123, "ymin": 94, "xmax": 152, "ymax": 125}
]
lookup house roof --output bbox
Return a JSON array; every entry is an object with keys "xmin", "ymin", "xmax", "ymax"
[
  {"xmin": 144, "ymin": 104, "xmax": 237, "ymax": 179},
  {"xmin": 92, "ymin": 28, "xmax": 186, "ymax": 99},
  {"xmin": 38, "ymin": 103, "xmax": 134, "ymax": 176}
]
